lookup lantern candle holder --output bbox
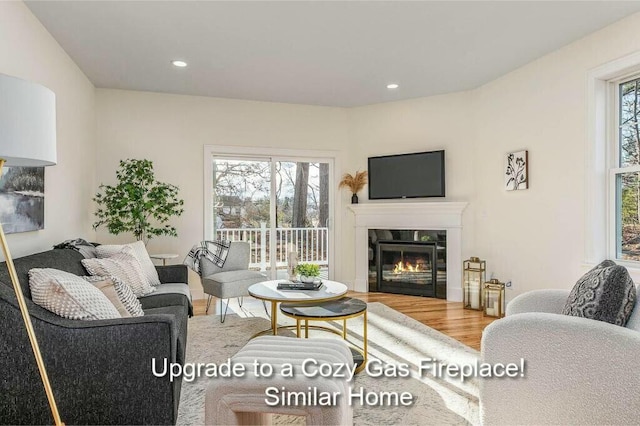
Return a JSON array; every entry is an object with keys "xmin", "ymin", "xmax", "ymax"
[
  {"xmin": 483, "ymin": 279, "xmax": 505, "ymax": 318},
  {"xmin": 463, "ymin": 257, "xmax": 486, "ymax": 310}
]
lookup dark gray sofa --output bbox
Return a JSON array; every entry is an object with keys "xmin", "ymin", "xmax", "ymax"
[{"xmin": 0, "ymin": 248, "xmax": 191, "ymax": 425}]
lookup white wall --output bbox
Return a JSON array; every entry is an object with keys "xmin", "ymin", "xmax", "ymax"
[
  {"xmin": 0, "ymin": 1, "xmax": 95, "ymax": 259},
  {"xmin": 473, "ymin": 12, "xmax": 640, "ymax": 298},
  {"xmin": 95, "ymin": 89, "xmax": 349, "ymax": 297}
]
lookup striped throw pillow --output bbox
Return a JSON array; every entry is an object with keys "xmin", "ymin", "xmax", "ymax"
[
  {"xmin": 84, "ymin": 275, "xmax": 144, "ymax": 317},
  {"xmin": 96, "ymin": 241, "xmax": 161, "ymax": 286},
  {"xmin": 82, "ymin": 248, "xmax": 155, "ymax": 297}
]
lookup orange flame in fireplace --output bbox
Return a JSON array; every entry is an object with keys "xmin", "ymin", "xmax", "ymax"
[{"xmin": 393, "ymin": 261, "xmax": 423, "ymax": 274}]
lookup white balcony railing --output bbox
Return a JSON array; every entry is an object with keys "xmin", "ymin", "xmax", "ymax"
[{"xmin": 215, "ymin": 223, "xmax": 329, "ymax": 271}]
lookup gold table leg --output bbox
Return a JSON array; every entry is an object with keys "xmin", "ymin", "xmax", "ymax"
[
  {"xmin": 271, "ymin": 301, "xmax": 278, "ymax": 335},
  {"xmin": 363, "ymin": 309, "xmax": 368, "ymax": 367},
  {"xmin": 251, "ymin": 299, "xmax": 311, "ymax": 339},
  {"xmin": 278, "ymin": 305, "xmax": 369, "ymax": 374}
]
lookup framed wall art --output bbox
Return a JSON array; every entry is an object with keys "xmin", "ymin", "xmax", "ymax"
[
  {"xmin": 505, "ymin": 150, "xmax": 528, "ymax": 191},
  {"xmin": 0, "ymin": 166, "xmax": 45, "ymax": 233}
]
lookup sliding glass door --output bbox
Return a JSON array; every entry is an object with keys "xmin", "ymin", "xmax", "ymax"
[
  {"xmin": 274, "ymin": 161, "xmax": 330, "ymax": 279},
  {"xmin": 211, "ymin": 158, "xmax": 274, "ymax": 275},
  {"xmin": 209, "ymin": 155, "xmax": 332, "ymax": 280}
]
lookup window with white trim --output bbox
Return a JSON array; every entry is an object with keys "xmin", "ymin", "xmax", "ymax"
[{"xmin": 612, "ymin": 75, "xmax": 640, "ymax": 262}]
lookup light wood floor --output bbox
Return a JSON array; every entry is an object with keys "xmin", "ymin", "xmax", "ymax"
[{"xmin": 193, "ymin": 291, "xmax": 495, "ymax": 351}]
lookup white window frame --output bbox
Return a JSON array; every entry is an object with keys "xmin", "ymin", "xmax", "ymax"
[
  {"xmin": 608, "ymin": 74, "xmax": 640, "ymax": 267},
  {"xmin": 587, "ymin": 50, "xmax": 640, "ymax": 279},
  {"xmin": 203, "ymin": 145, "xmax": 341, "ymax": 280}
]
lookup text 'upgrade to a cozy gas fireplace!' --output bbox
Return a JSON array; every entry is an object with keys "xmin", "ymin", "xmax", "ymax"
[{"xmin": 152, "ymin": 357, "xmax": 527, "ymax": 408}]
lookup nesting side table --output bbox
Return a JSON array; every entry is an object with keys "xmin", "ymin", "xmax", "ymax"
[{"xmin": 280, "ymin": 297, "xmax": 368, "ymax": 373}]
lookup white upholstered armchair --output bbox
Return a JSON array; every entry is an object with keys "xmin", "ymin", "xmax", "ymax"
[{"xmin": 480, "ymin": 288, "xmax": 640, "ymax": 425}]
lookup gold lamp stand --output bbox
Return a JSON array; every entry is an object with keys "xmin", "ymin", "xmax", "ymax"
[{"xmin": 0, "ymin": 159, "xmax": 63, "ymax": 426}]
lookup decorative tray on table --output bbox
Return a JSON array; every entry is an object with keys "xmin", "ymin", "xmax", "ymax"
[{"xmin": 276, "ymin": 281, "xmax": 324, "ymax": 291}]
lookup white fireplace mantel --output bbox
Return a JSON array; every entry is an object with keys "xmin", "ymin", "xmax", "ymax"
[{"xmin": 348, "ymin": 201, "xmax": 468, "ymax": 301}]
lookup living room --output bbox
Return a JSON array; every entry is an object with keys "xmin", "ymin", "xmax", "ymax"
[{"xmin": 1, "ymin": 1, "xmax": 639, "ymax": 425}]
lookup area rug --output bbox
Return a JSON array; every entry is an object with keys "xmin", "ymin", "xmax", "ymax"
[{"xmin": 177, "ymin": 302, "xmax": 480, "ymax": 425}]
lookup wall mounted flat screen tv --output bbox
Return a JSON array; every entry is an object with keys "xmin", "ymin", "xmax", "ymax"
[{"xmin": 368, "ymin": 150, "xmax": 445, "ymax": 199}]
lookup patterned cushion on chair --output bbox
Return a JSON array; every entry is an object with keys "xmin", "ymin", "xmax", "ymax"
[{"xmin": 562, "ymin": 260, "xmax": 636, "ymax": 326}]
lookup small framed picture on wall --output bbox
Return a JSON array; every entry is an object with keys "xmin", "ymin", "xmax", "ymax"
[
  {"xmin": 0, "ymin": 166, "xmax": 45, "ymax": 233},
  {"xmin": 505, "ymin": 150, "xmax": 528, "ymax": 191}
]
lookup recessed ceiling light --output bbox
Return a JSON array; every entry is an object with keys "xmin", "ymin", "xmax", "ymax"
[
  {"xmin": 171, "ymin": 60, "xmax": 188, "ymax": 68},
  {"xmin": 387, "ymin": 83, "xmax": 399, "ymax": 89}
]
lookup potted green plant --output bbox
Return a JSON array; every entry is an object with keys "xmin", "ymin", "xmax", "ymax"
[
  {"xmin": 294, "ymin": 263, "xmax": 321, "ymax": 283},
  {"xmin": 93, "ymin": 159, "xmax": 185, "ymax": 244}
]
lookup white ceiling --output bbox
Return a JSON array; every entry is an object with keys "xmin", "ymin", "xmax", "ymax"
[{"xmin": 25, "ymin": 1, "xmax": 640, "ymax": 107}]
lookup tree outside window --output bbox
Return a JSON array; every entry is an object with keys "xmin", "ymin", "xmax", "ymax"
[{"xmin": 616, "ymin": 77, "xmax": 640, "ymax": 261}]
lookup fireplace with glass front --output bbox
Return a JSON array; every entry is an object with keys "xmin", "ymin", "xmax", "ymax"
[{"xmin": 368, "ymin": 229, "xmax": 447, "ymax": 298}]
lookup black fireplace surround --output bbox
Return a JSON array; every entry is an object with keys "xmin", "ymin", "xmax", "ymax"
[{"xmin": 368, "ymin": 229, "xmax": 447, "ymax": 298}]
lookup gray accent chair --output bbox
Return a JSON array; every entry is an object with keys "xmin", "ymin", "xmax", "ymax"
[
  {"xmin": 200, "ymin": 241, "xmax": 267, "ymax": 322},
  {"xmin": 480, "ymin": 287, "xmax": 640, "ymax": 425}
]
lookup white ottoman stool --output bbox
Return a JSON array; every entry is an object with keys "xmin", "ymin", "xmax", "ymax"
[{"xmin": 205, "ymin": 336, "xmax": 354, "ymax": 426}]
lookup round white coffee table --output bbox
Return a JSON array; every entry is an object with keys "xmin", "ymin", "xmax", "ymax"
[{"xmin": 248, "ymin": 280, "xmax": 348, "ymax": 336}]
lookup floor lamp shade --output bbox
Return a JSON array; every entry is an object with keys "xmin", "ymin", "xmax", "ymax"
[{"xmin": 0, "ymin": 73, "xmax": 56, "ymax": 167}]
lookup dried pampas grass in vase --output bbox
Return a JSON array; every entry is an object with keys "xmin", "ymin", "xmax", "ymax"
[{"xmin": 339, "ymin": 170, "xmax": 368, "ymax": 204}]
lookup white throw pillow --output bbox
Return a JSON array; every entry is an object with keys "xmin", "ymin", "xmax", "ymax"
[
  {"xmin": 29, "ymin": 268, "xmax": 121, "ymax": 320},
  {"xmin": 84, "ymin": 275, "xmax": 145, "ymax": 317},
  {"xmin": 82, "ymin": 249, "xmax": 155, "ymax": 297},
  {"xmin": 96, "ymin": 241, "xmax": 161, "ymax": 286}
]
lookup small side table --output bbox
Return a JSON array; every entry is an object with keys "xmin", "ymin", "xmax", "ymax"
[
  {"xmin": 280, "ymin": 297, "xmax": 368, "ymax": 373},
  {"xmin": 150, "ymin": 253, "xmax": 179, "ymax": 266}
]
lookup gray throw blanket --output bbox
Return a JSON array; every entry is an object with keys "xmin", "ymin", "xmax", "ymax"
[
  {"xmin": 183, "ymin": 240, "xmax": 231, "ymax": 275},
  {"xmin": 53, "ymin": 238, "xmax": 97, "ymax": 259}
]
